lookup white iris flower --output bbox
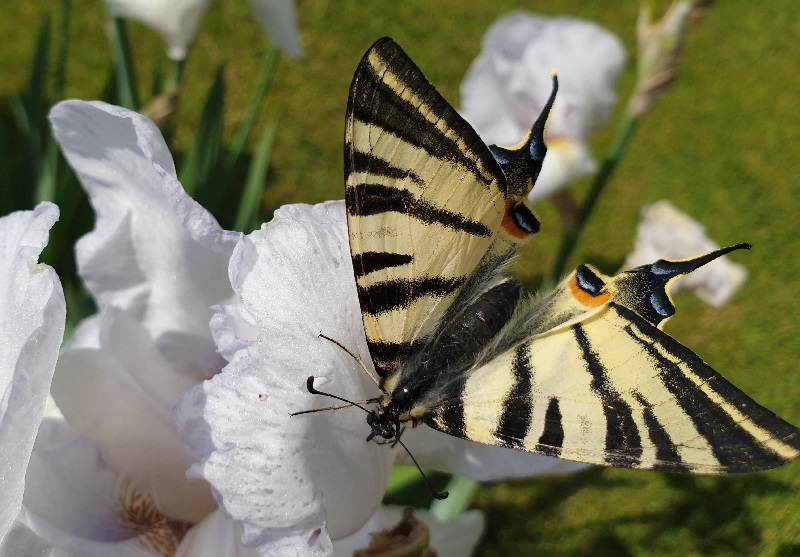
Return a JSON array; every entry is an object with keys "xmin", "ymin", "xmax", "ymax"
[
  {"xmin": 460, "ymin": 11, "xmax": 626, "ymax": 203},
  {"xmin": 105, "ymin": 0, "xmax": 303, "ymax": 60},
  {"xmin": 5, "ymin": 101, "xmax": 585, "ymax": 556},
  {"xmin": 0, "ymin": 203, "xmax": 65, "ymax": 554}
]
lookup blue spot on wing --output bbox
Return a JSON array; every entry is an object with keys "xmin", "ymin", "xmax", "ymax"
[{"xmin": 650, "ymin": 292, "xmax": 672, "ymax": 317}]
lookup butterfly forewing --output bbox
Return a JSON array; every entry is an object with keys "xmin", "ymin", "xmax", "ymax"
[{"xmin": 345, "ymin": 38, "xmax": 509, "ymax": 378}]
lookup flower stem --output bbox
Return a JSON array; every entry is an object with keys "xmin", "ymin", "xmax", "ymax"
[
  {"xmin": 163, "ymin": 58, "xmax": 185, "ymax": 93},
  {"xmin": 234, "ymin": 120, "xmax": 276, "ymax": 231},
  {"xmin": 546, "ymin": 112, "xmax": 639, "ymax": 287},
  {"xmin": 110, "ymin": 17, "xmax": 139, "ymax": 110}
]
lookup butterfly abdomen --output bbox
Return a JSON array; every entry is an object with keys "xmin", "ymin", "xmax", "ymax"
[{"xmin": 424, "ymin": 279, "xmax": 522, "ymax": 370}]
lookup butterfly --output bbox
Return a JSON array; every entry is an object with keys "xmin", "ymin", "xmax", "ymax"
[{"xmin": 334, "ymin": 37, "xmax": 800, "ymax": 476}]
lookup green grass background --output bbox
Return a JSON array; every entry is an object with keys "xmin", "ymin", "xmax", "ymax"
[{"xmin": 3, "ymin": 1, "xmax": 799, "ymax": 555}]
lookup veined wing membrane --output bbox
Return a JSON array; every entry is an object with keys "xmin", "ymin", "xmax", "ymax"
[
  {"xmin": 345, "ymin": 38, "xmax": 508, "ymax": 377},
  {"xmin": 426, "ymin": 302, "xmax": 800, "ymax": 473}
]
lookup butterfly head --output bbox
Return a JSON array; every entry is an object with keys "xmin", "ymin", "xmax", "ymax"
[
  {"xmin": 366, "ymin": 374, "xmax": 431, "ymax": 442},
  {"xmin": 366, "ymin": 408, "xmax": 400, "ymax": 441}
]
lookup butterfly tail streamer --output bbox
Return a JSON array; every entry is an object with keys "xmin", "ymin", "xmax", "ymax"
[{"xmin": 489, "ymin": 73, "xmax": 559, "ymax": 198}]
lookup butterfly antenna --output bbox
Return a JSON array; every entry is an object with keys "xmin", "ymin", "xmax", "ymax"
[
  {"xmin": 396, "ymin": 438, "xmax": 449, "ymax": 500},
  {"xmin": 319, "ymin": 333, "xmax": 380, "ymax": 386},
  {"xmin": 289, "ymin": 400, "xmax": 376, "ymax": 417},
  {"xmin": 290, "ymin": 376, "xmax": 379, "ymax": 417}
]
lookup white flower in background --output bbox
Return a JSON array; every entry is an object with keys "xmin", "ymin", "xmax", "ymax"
[
  {"xmin": 175, "ymin": 199, "xmax": 586, "ymax": 556},
  {"xmin": 460, "ymin": 11, "xmax": 626, "ymax": 203},
  {"xmin": 623, "ymin": 200, "xmax": 748, "ymax": 306},
  {"xmin": 105, "ymin": 0, "xmax": 303, "ymax": 60},
  {"xmin": 0, "ymin": 203, "xmax": 65, "ymax": 551}
]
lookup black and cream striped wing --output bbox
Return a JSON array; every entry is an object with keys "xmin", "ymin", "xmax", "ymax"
[
  {"xmin": 424, "ymin": 251, "xmax": 800, "ymax": 473},
  {"xmin": 345, "ymin": 38, "xmax": 509, "ymax": 378},
  {"xmin": 427, "ymin": 302, "xmax": 800, "ymax": 472}
]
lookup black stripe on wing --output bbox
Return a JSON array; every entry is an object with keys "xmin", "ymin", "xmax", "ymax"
[
  {"xmin": 348, "ymin": 38, "xmax": 503, "ymax": 191},
  {"xmin": 346, "ymin": 147, "xmax": 425, "ymax": 186},
  {"xmin": 615, "ymin": 303, "xmax": 800, "ymax": 471},
  {"xmin": 536, "ymin": 398, "xmax": 565, "ymax": 457},
  {"xmin": 345, "ymin": 183, "xmax": 493, "ymax": 237},
  {"xmin": 352, "ymin": 251, "xmax": 413, "ymax": 277},
  {"xmin": 631, "ymin": 391, "xmax": 689, "ymax": 472},
  {"xmin": 368, "ymin": 339, "xmax": 425, "ymax": 379},
  {"xmin": 494, "ymin": 344, "xmax": 534, "ymax": 448},
  {"xmin": 357, "ymin": 276, "xmax": 466, "ymax": 315},
  {"xmin": 425, "ymin": 376, "xmax": 467, "ymax": 439},
  {"xmin": 574, "ymin": 324, "xmax": 644, "ymax": 467}
]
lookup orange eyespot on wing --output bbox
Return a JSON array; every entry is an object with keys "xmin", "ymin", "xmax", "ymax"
[
  {"xmin": 569, "ymin": 273, "xmax": 611, "ymax": 307},
  {"xmin": 501, "ymin": 200, "xmax": 540, "ymax": 241}
]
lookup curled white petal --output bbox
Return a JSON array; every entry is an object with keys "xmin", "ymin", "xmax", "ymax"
[
  {"xmin": 105, "ymin": 0, "xmax": 212, "ymax": 60},
  {"xmin": 49, "ymin": 100, "xmax": 238, "ymax": 371},
  {"xmin": 332, "ymin": 506, "xmax": 485, "ymax": 557},
  {"xmin": 0, "ymin": 202, "xmax": 65, "ymax": 544},
  {"xmin": 247, "ymin": 0, "xmax": 303, "ymax": 58},
  {"xmin": 622, "ymin": 200, "xmax": 748, "ymax": 307},
  {"xmin": 49, "ymin": 100, "xmax": 237, "ymax": 522},
  {"xmin": 176, "ymin": 201, "xmax": 393, "ymax": 556},
  {"xmin": 48, "ymin": 100, "xmax": 238, "ymax": 338}
]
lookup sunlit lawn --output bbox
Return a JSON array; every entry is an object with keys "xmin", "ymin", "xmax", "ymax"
[{"xmin": 3, "ymin": 1, "xmax": 799, "ymax": 555}]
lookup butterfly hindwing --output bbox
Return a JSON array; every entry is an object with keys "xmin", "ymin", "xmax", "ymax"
[
  {"xmin": 345, "ymin": 38, "xmax": 512, "ymax": 378},
  {"xmin": 423, "ymin": 252, "xmax": 800, "ymax": 473}
]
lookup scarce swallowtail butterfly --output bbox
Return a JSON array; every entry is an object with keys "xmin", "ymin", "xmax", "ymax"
[{"xmin": 327, "ymin": 37, "xmax": 800, "ymax": 476}]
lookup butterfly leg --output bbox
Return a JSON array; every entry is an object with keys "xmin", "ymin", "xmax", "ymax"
[{"xmin": 389, "ymin": 425, "xmax": 406, "ymax": 448}]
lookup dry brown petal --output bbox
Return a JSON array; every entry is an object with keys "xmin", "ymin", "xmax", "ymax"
[{"xmin": 354, "ymin": 508, "xmax": 436, "ymax": 557}]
